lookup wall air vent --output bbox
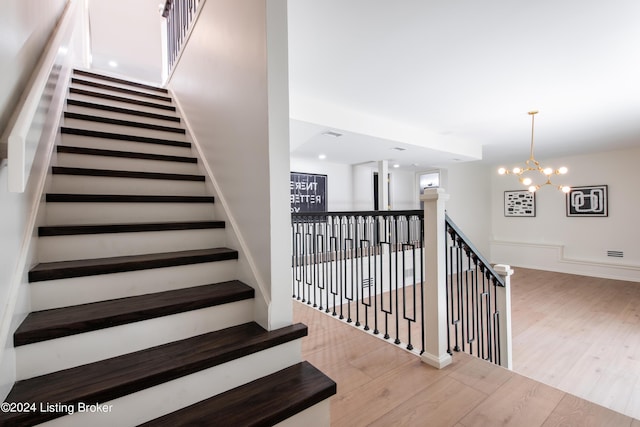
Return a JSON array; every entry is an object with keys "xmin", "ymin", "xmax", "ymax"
[
  {"xmin": 607, "ymin": 250, "xmax": 624, "ymax": 258},
  {"xmin": 322, "ymin": 131, "xmax": 342, "ymax": 138}
]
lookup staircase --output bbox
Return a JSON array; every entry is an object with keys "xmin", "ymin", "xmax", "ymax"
[{"xmin": 0, "ymin": 70, "xmax": 335, "ymax": 426}]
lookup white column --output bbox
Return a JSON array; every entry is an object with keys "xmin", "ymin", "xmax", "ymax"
[
  {"xmin": 493, "ymin": 264, "xmax": 514, "ymax": 370},
  {"xmin": 420, "ymin": 188, "xmax": 452, "ymax": 369},
  {"xmin": 377, "ymin": 160, "xmax": 389, "ymax": 210}
]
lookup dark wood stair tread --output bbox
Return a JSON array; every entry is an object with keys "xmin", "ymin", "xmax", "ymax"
[
  {"xmin": 57, "ymin": 145, "xmax": 198, "ymax": 163},
  {"xmin": 28, "ymin": 247, "xmax": 237, "ymax": 282},
  {"xmin": 67, "ymin": 99, "xmax": 180, "ymax": 122},
  {"xmin": 61, "ymin": 127, "xmax": 190, "ymax": 148},
  {"xmin": 69, "ymin": 87, "xmax": 176, "ymax": 111},
  {"xmin": 73, "ymin": 69, "xmax": 168, "ymax": 94},
  {"xmin": 141, "ymin": 361, "xmax": 337, "ymax": 427},
  {"xmin": 45, "ymin": 193, "xmax": 214, "ymax": 203},
  {"xmin": 52, "ymin": 166, "xmax": 205, "ymax": 181},
  {"xmin": 14, "ymin": 281, "xmax": 255, "ymax": 346},
  {"xmin": 64, "ymin": 111, "xmax": 185, "ymax": 133},
  {"xmin": 39, "ymin": 221, "xmax": 225, "ymax": 236},
  {"xmin": 1, "ymin": 322, "xmax": 308, "ymax": 426},
  {"xmin": 71, "ymin": 77, "xmax": 172, "ymax": 102}
]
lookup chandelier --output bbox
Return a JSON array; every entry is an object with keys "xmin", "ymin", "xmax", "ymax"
[{"xmin": 498, "ymin": 111, "xmax": 570, "ymax": 193}]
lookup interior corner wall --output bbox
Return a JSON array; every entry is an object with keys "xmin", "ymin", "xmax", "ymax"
[
  {"xmin": 443, "ymin": 161, "xmax": 492, "ymax": 256},
  {"xmin": 290, "ymin": 157, "xmax": 353, "ymax": 211},
  {"xmin": 491, "ymin": 147, "xmax": 640, "ymax": 281},
  {"xmin": 167, "ymin": 0, "xmax": 292, "ymax": 327}
]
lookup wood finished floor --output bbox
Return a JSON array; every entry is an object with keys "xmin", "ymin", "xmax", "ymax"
[{"xmin": 294, "ymin": 267, "xmax": 640, "ymax": 426}]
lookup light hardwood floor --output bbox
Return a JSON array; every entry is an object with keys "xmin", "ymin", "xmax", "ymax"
[
  {"xmin": 510, "ymin": 267, "xmax": 640, "ymax": 420},
  {"xmin": 294, "ymin": 267, "xmax": 640, "ymax": 426}
]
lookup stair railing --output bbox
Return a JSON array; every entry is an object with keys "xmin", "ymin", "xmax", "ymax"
[
  {"xmin": 292, "ymin": 188, "xmax": 513, "ymax": 369},
  {"xmin": 292, "ymin": 210, "xmax": 426, "ymax": 354},
  {"xmin": 162, "ymin": 0, "xmax": 205, "ymax": 76},
  {"xmin": 445, "ymin": 214, "xmax": 513, "ymax": 368}
]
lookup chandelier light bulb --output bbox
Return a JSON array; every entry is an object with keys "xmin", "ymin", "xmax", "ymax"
[{"xmin": 497, "ymin": 111, "xmax": 571, "ymax": 194}]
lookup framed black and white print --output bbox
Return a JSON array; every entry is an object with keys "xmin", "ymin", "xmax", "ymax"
[
  {"xmin": 504, "ymin": 190, "xmax": 536, "ymax": 217},
  {"xmin": 566, "ymin": 185, "xmax": 608, "ymax": 217}
]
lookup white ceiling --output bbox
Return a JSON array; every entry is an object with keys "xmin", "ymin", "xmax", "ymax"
[
  {"xmin": 288, "ymin": 0, "xmax": 640, "ymax": 171},
  {"xmin": 86, "ymin": 1, "xmax": 640, "ymax": 172}
]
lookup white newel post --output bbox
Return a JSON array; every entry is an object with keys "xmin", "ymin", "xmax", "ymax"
[
  {"xmin": 421, "ymin": 188, "xmax": 452, "ymax": 369},
  {"xmin": 493, "ymin": 264, "xmax": 514, "ymax": 370}
]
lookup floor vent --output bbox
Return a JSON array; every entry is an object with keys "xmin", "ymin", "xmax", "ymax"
[{"xmin": 607, "ymin": 250, "xmax": 624, "ymax": 258}]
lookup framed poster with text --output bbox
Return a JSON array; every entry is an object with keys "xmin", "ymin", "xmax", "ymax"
[{"xmin": 290, "ymin": 172, "xmax": 327, "ymax": 213}]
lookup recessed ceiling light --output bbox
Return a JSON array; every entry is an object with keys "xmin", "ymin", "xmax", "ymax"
[
  {"xmin": 393, "ymin": 163, "xmax": 400, "ymax": 168},
  {"xmin": 318, "ymin": 154, "xmax": 327, "ymax": 160},
  {"xmin": 108, "ymin": 60, "xmax": 118, "ymax": 68}
]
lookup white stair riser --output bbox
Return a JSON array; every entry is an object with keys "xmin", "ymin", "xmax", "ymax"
[
  {"xmin": 30, "ymin": 260, "xmax": 238, "ymax": 310},
  {"xmin": 38, "ymin": 228, "xmax": 226, "ymax": 263},
  {"xmin": 72, "ymin": 74, "xmax": 168, "ymax": 98},
  {"xmin": 61, "ymin": 134, "xmax": 192, "ymax": 157},
  {"xmin": 39, "ymin": 341, "xmax": 302, "ymax": 427},
  {"xmin": 45, "ymin": 202, "xmax": 216, "ymax": 225},
  {"xmin": 63, "ymin": 118, "xmax": 188, "ymax": 141},
  {"xmin": 55, "ymin": 152, "xmax": 201, "ymax": 175},
  {"xmin": 69, "ymin": 84, "xmax": 174, "ymax": 107},
  {"xmin": 16, "ymin": 299, "xmax": 254, "ymax": 380},
  {"xmin": 49, "ymin": 175, "xmax": 207, "ymax": 196},
  {"xmin": 66, "ymin": 104, "xmax": 181, "ymax": 128},
  {"xmin": 68, "ymin": 93, "xmax": 176, "ymax": 116}
]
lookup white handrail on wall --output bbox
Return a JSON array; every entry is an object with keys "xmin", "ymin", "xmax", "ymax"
[{"xmin": 5, "ymin": 0, "xmax": 79, "ymax": 193}]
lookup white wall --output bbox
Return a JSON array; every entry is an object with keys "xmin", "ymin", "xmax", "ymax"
[
  {"xmin": 168, "ymin": 0, "xmax": 292, "ymax": 329},
  {"xmin": 0, "ymin": 0, "xmax": 78, "ymax": 401},
  {"xmin": 0, "ymin": 0, "xmax": 67, "ymax": 150},
  {"xmin": 87, "ymin": 0, "xmax": 164, "ymax": 83},
  {"xmin": 352, "ymin": 164, "xmax": 373, "ymax": 211},
  {"xmin": 444, "ymin": 162, "xmax": 492, "ymax": 256},
  {"xmin": 390, "ymin": 168, "xmax": 417, "ymax": 210},
  {"xmin": 491, "ymin": 147, "xmax": 640, "ymax": 281},
  {"xmin": 290, "ymin": 157, "xmax": 352, "ymax": 211}
]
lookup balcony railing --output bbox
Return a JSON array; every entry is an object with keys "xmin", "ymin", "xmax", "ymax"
[
  {"xmin": 291, "ymin": 189, "xmax": 513, "ymax": 369},
  {"xmin": 292, "ymin": 211, "xmax": 425, "ymax": 354}
]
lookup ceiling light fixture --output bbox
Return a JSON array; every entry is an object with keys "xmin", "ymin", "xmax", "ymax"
[
  {"xmin": 318, "ymin": 154, "xmax": 327, "ymax": 160},
  {"xmin": 108, "ymin": 60, "xmax": 118, "ymax": 68},
  {"xmin": 393, "ymin": 163, "xmax": 400, "ymax": 168},
  {"xmin": 498, "ymin": 111, "xmax": 570, "ymax": 193}
]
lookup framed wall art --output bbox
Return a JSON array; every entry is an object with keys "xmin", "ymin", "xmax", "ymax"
[
  {"xmin": 504, "ymin": 190, "xmax": 536, "ymax": 217},
  {"xmin": 566, "ymin": 185, "xmax": 608, "ymax": 217}
]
